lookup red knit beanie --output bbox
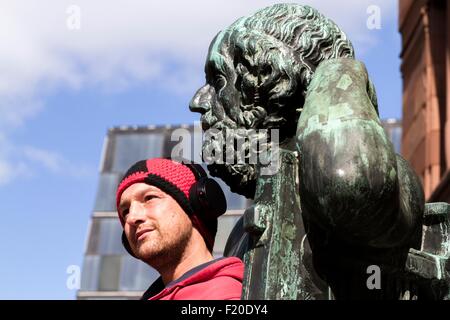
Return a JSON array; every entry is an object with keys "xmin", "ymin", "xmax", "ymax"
[{"xmin": 116, "ymin": 158, "xmax": 217, "ymax": 251}]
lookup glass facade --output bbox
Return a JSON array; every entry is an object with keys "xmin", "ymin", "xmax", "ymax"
[
  {"xmin": 93, "ymin": 173, "xmax": 122, "ymax": 212},
  {"xmin": 110, "ymin": 133, "xmax": 165, "ymax": 173}
]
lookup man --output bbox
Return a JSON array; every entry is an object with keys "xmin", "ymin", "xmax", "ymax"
[{"xmin": 116, "ymin": 157, "xmax": 244, "ymax": 300}]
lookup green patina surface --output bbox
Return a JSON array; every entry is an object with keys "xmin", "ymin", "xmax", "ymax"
[
  {"xmin": 242, "ymin": 148, "xmax": 315, "ymax": 299},
  {"xmin": 193, "ymin": 3, "xmax": 450, "ymax": 300}
]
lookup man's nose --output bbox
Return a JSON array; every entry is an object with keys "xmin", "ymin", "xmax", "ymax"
[
  {"xmin": 189, "ymin": 84, "xmax": 213, "ymax": 113},
  {"xmin": 127, "ymin": 201, "xmax": 146, "ymax": 225}
]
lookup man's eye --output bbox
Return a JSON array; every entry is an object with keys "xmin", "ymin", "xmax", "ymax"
[
  {"xmin": 144, "ymin": 195, "xmax": 156, "ymax": 202},
  {"xmin": 122, "ymin": 209, "xmax": 129, "ymax": 217}
]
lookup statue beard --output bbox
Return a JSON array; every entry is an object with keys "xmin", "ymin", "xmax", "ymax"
[{"xmin": 201, "ymin": 104, "xmax": 269, "ymax": 199}]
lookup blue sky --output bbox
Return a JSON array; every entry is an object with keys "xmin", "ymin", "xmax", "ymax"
[{"xmin": 0, "ymin": 0, "xmax": 401, "ymax": 299}]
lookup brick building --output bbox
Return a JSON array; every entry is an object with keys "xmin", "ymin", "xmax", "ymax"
[{"xmin": 399, "ymin": 0, "xmax": 450, "ymax": 201}]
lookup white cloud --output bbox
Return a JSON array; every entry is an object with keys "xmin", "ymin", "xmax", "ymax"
[
  {"xmin": 0, "ymin": 134, "xmax": 30, "ymax": 185},
  {"xmin": 0, "ymin": 98, "xmax": 43, "ymax": 130},
  {"xmin": 0, "ymin": 133, "xmax": 93, "ymax": 185},
  {"xmin": 0, "ymin": 0, "xmax": 397, "ymax": 105},
  {"xmin": 21, "ymin": 146, "xmax": 94, "ymax": 179},
  {"xmin": 22, "ymin": 147, "xmax": 63, "ymax": 174},
  {"xmin": 0, "ymin": 160, "xmax": 12, "ymax": 185},
  {"xmin": 0, "ymin": 160, "xmax": 29, "ymax": 186},
  {"xmin": 0, "ymin": 0, "xmax": 397, "ymax": 185}
]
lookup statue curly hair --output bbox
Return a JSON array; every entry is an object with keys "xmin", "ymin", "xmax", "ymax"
[{"xmin": 224, "ymin": 4, "xmax": 358, "ymax": 134}]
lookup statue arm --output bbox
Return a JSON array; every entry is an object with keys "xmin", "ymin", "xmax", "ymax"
[{"xmin": 296, "ymin": 58, "xmax": 423, "ymax": 248}]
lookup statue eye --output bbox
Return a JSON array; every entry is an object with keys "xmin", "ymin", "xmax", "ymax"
[{"xmin": 214, "ymin": 75, "xmax": 226, "ymax": 90}]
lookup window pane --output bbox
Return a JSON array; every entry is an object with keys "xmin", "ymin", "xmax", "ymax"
[
  {"xmin": 98, "ymin": 255, "xmax": 122, "ymax": 291},
  {"xmin": 80, "ymin": 255, "xmax": 100, "ymax": 291},
  {"xmin": 119, "ymin": 256, "xmax": 139, "ymax": 291},
  {"xmin": 86, "ymin": 219, "xmax": 100, "ymax": 255},
  {"xmin": 111, "ymin": 133, "xmax": 164, "ymax": 173},
  {"xmin": 97, "ymin": 218, "xmax": 127, "ymax": 255},
  {"xmin": 135, "ymin": 260, "xmax": 159, "ymax": 291},
  {"xmin": 119, "ymin": 256, "xmax": 159, "ymax": 291},
  {"xmin": 213, "ymin": 215, "xmax": 241, "ymax": 255},
  {"xmin": 93, "ymin": 173, "xmax": 122, "ymax": 212}
]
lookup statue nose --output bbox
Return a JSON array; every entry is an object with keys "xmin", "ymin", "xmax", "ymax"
[{"xmin": 189, "ymin": 85, "xmax": 213, "ymax": 113}]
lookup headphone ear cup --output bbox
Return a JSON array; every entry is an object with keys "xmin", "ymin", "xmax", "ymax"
[
  {"xmin": 122, "ymin": 231, "xmax": 137, "ymax": 258},
  {"xmin": 189, "ymin": 177, "xmax": 227, "ymax": 219}
]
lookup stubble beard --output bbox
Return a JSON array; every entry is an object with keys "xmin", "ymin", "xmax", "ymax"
[{"xmin": 138, "ymin": 225, "xmax": 193, "ymax": 271}]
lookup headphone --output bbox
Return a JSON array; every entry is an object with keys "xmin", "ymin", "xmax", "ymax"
[{"xmin": 121, "ymin": 161, "xmax": 227, "ymax": 258}]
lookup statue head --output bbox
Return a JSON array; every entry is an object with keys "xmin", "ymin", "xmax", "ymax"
[{"xmin": 190, "ymin": 3, "xmax": 355, "ymax": 198}]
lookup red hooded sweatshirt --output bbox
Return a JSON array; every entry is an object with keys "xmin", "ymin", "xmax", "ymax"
[{"xmin": 141, "ymin": 257, "xmax": 244, "ymax": 300}]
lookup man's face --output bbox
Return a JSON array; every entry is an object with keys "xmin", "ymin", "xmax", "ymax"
[{"xmin": 118, "ymin": 183, "xmax": 193, "ymax": 266}]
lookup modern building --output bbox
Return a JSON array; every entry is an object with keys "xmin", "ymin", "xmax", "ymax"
[
  {"xmin": 76, "ymin": 124, "xmax": 250, "ymax": 300},
  {"xmin": 399, "ymin": 0, "xmax": 450, "ymax": 201},
  {"xmin": 77, "ymin": 119, "xmax": 402, "ymax": 300}
]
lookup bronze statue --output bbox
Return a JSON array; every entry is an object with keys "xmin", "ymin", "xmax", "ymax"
[{"xmin": 189, "ymin": 3, "xmax": 450, "ymax": 300}]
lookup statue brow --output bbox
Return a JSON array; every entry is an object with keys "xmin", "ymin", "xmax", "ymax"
[{"xmin": 206, "ymin": 55, "xmax": 230, "ymax": 77}]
